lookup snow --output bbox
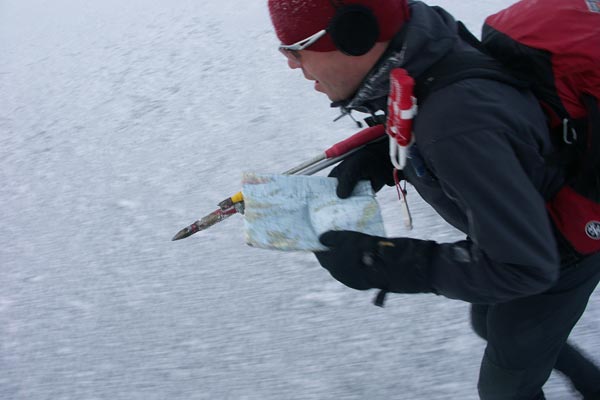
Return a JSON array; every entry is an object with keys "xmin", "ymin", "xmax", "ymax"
[{"xmin": 1, "ymin": 0, "xmax": 598, "ymax": 399}]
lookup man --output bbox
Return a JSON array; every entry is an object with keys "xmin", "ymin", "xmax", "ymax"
[{"xmin": 268, "ymin": 0, "xmax": 600, "ymax": 399}]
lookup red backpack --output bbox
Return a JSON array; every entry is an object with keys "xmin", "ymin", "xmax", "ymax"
[{"xmin": 481, "ymin": 0, "xmax": 600, "ymax": 255}]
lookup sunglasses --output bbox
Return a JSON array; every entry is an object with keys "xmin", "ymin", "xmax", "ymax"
[{"xmin": 278, "ymin": 29, "xmax": 327, "ymax": 61}]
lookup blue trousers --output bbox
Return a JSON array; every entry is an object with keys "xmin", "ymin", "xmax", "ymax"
[{"xmin": 471, "ymin": 252, "xmax": 600, "ymax": 400}]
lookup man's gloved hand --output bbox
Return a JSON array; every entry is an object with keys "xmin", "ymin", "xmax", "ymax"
[
  {"xmin": 329, "ymin": 138, "xmax": 398, "ymax": 199},
  {"xmin": 315, "ymin": 230, "xmax": 435, "ymax": 294}
]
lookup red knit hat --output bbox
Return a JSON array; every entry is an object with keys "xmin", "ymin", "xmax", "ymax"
[{"xmin": 268, "ymin": 0, "xmax": 410, "ymax": 52}]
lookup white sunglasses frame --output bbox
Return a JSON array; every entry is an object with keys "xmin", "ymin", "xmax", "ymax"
[{"xmin": 278, "ymin": 29, "xmax": 327, "ymax": 52}]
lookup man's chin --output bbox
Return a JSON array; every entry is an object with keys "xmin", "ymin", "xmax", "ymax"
[
  {"xmin": 315, "ymin": 81, "xmax": 344, "ymax": 101},
  {"xmin": 314, "ymin": 83, "xmax": 339, "ymax": 101}
]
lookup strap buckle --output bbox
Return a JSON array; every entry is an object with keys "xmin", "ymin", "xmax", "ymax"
[{"xmin": 563, "ymin": 118, "xmax": 578, "ymax": 144}]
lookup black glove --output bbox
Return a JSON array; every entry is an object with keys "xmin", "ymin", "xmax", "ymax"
[
  {"xmin": 315, "ymin": 230, "xmax": 435, "ymax": 294},
  {"xmin": 329, "ymin": 138, "xmax": 398, "ymax": 199}
]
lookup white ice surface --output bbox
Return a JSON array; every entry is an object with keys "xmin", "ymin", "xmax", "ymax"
[{"xmin": 1, "ymin": 0, "xmax": 598, "ymax": 399}]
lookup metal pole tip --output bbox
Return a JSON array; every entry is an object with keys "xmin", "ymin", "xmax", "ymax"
[{"xmin": 171, "ymin": 224, "xmax": 198, "ymax": 241}]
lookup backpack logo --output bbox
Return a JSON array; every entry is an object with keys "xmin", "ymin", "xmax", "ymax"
[
  {"xmin": 586, "ymin": 0, "xmax": 600, "ymax": 13},
  {"xmin": 586, "ymin": 221, "xmax": 600, "ymax": 239}
]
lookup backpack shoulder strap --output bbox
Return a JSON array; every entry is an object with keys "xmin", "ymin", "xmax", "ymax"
[
  {"xmin": 574, "ymin": 94, "xmax": 600, "ymax": 200},
  {"xmin": 414, "ymin": 22, "xmax": 527, "ymax": 103}
]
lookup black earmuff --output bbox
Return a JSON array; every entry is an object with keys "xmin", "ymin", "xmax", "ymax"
[{"xmin": 328, "ymin": 3, "xmax": 379, "ymax": 56}]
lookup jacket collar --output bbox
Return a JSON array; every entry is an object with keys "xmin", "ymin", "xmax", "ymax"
[{"xmin": 338, "ymin": 1, "xmax": 460, "ymax": 115}]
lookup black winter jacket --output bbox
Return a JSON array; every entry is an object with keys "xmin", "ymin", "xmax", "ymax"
[{"xmin": 341, "ymin": 2, "xmax": 566, "ymax": 304}]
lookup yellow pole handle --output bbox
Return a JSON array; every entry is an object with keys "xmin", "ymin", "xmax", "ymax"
[{"xmin": 230, "ymin": 191, "xmax": 244, "ymax": 204}]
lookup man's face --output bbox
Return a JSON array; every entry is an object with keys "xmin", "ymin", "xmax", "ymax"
[{"xmin": 285, "ymin": 49, "xmax": 379, "ymax": 102}]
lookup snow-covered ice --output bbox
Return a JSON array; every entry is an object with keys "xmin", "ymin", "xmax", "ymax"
[{"xmin": 1, "ymin": 0, "xmax": 598, "ymax": 399}]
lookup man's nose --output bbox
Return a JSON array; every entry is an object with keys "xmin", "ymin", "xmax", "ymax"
[{"xmin": 287, "ymin": 58, "xmax": 301, "ymax": 69}]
